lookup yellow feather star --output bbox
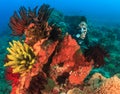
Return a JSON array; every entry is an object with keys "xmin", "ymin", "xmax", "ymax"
[{"xmin": 4, "ymin": 40, "xmax": 36, "ymax": 74}]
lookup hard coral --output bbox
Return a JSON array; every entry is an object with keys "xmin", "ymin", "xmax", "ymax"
[
  {"xmin": 82, "ymin": 73, "xmax": 107, "ymax": 94},
  {"xmin": 67, "ymin": 88, "xmax": 84, "ymax": 94},
  {"xmin": 4, "ymin": 40, "xmax": 35, "ymax": 74},
  {"xmin": 94, "ymin": 76, "xmax": 120, "ymax": 94},
  {"xmin": 84, "ymin": 44, "xmax": 109, "ymax": 67}
]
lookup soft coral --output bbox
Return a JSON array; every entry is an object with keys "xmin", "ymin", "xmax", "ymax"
[{"xmin": 5, "ymin": 67, "xmax": 20, "ymax": 87}]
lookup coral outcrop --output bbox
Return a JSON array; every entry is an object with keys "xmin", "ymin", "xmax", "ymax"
[
  {"xmin": 94, "ymin": 76, "xmax": 120, "ymax": 94},
  {"xmin": 4, "ymin": 4, "xmax": 109, "ymax": 94},
  {"xmin": 50, "ymin": 35, "xmax": 93, "ymax": 85}
]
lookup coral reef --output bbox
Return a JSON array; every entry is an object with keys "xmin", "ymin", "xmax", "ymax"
[
  {"xmin": 67, "ymin": 88, "xmax": 84, "ymax": 94},
  {"xmin": 50, "ymin": 35, "xmax": 93, "ymax": 85},
  {"xmin": 3, "ymin": 3, "xmax": 115, "ymax": 94},
  {"xmin": 82, "ymin": 73, "xmax": 107, "ymax": 94},
  {"xmin": 61, "ymin": 73, "xmax": 120, "ymax": 94},
  {"xmin": 94, "ymin": 76, "xmax": 120, "ymax": 94}
]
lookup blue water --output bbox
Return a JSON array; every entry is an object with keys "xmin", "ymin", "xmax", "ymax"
[
  {"xmin": 0, "ymin": 0, "xmax": 120, "ymax": 32},
  {"xmin": 0, "ymin": 0, "xmax": 120, "ymax": 93}
]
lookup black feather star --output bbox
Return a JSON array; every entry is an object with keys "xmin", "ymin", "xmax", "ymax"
[
  {"xmin": 84, "ymin": 44, "xmax": 109, "ymax": 68},
  {"xmin": 27, "ymin": 72, "xmax": 47, "ymax": 94}
]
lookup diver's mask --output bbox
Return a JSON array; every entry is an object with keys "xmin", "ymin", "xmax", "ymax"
[{"xmin": 78, "ymin": 21, "xmax": 87, "ymax": 39}]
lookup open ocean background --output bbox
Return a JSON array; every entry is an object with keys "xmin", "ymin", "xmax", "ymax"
[
  {"xmin": 0, "ymin": 0, "xmax": 120, "ymax": 32},
  {"xmin": 0, "ymin": 0, "xmax": 120, "ymax": 94}
]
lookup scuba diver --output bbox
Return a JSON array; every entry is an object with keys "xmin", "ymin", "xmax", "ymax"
[{"xmin": 75, "ymin": 16, "xmax": 89, "ymax": 49}]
